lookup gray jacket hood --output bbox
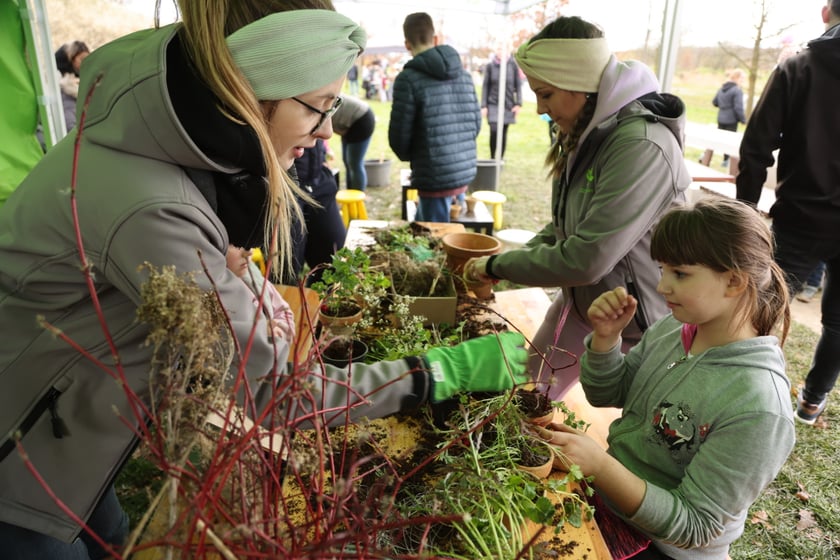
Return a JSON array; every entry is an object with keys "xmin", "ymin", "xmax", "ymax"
[
  {"xmin": 77, "ymin": 24, "xmax": 239, "ymax": 175},
  {"xmin": 576, "ymin": 56, "xmax": 685, "ymax": 167}
]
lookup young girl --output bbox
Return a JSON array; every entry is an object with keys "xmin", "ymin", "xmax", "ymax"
[
  {"xmin": 226, "ymin": 245, "xmax": 296, "ymax": 343},
  {"xmin": 536, "ymin": 198, "xmax": 795, "ymax": 559}
]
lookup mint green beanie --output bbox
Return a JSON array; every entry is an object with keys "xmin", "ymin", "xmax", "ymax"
[{"xmin": 226, "ymin": 10, "xmax": 366, "ymax": 100}]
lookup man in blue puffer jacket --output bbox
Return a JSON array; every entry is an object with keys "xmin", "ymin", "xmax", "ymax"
[{"xmin": 389, "ymin": 12, "xmax": 481, "ymax": 223}]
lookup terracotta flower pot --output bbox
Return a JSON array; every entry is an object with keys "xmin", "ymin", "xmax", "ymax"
[
  {"xmin": 318, "ymin": 304, "xmax": 362, "ymax": 337},
  {"xmin": 441, "ymin": 232, "xmax": 502, "ymax": 299},
  {"xmin": 516, "ymin": 439, "xmax": 554, "ymax": 480},
  {"xmin": 516, "ymin": 388, "xmax": 556, "ymax": 427}
]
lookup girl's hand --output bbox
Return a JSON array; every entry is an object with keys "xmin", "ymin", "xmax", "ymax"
[
  {"xmin": 587, "ymin": 287, "xmax": 637, "ymax": 349},
  {"xmin": 533, "ymin": 423, "xmax": 608, "ymax": 477},
  {"xmin": 536, "ymin": 422, "xmax": 648, "ymax": 517}
]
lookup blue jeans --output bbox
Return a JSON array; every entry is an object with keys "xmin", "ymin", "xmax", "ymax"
[
  {"xmin": 0, "ymin": 485, "xmax": 129, "ymax": 559},
  {"xmin": 773, "ymin": 226, "xmax": 840, "ymax": 403},
  {"xmin": 342, "ymin": 137, "xmax": 370, "ymax": 191},
  {"xmin": 416, "ymin": 196, "xmax": 451, "ymax": 223},
  {"xmin": 806, "ymin": 261, "xmax": 826, "ymax": 288}
]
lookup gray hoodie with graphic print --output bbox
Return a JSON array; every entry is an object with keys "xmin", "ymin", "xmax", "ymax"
[{"xmin": 581, "ymin": 314, "xmax": 795, "ymax": 559}]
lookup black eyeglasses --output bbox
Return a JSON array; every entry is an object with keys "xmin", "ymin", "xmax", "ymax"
[{"xmin": 291, "ymin": 96, "xmax": 343, "ymax": 135}]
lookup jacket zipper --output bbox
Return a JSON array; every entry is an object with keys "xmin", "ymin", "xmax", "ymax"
[{"xmin": 0, "ymin": 387, "xmax": 70, "ymax": 463}]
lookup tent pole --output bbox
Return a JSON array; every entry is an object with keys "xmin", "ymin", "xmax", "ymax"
[
  {"xmin": 22, "ymin": 0, "xmax": 65, "ymax": 148},
  {"xmin": 656, "ymin": 0, "xmax": 684, "ymax": 93}
]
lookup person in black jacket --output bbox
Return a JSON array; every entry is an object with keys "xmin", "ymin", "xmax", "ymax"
[
  {"xmin": 736, "ymin": 0, "xmax": 840, "ymax": 425},
  {"xmin": 289, "ymin": 139, "xmax": 345, "ymax": 284},
  {"xmin": 388, "ymin": 12, "xmax": 481, "ymax": 223}
]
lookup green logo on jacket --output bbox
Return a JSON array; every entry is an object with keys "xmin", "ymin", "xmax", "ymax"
[{"xmin": 581, "ymin": 168, "xmax": 595, "ymax": 193}]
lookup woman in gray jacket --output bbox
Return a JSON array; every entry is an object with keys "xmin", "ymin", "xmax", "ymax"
[
  {"xmin": 466, "ymin": 16, "xmax": 690, "ymax": 401},
  {"xmin": 0, "ymin": 1, "xmax": 527, "ymax": 557}
]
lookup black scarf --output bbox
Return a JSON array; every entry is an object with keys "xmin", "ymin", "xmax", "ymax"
[{"xmin": 166, "ymin": 33, "xmax": 269, "ymax": 249}]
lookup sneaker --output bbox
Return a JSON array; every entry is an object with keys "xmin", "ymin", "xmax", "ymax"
[
  {"xmin": 796, "ymin": 285, "xmax": 819, "ymax": 303},
  {"xmin": 795, "ymin": 387, "xmax": 827, "ymax": 425}
]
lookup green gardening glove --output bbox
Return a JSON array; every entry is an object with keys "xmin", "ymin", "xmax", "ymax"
[{"xmin": 424, "ymin": 332, "xmax": 530, "ymax": 402}]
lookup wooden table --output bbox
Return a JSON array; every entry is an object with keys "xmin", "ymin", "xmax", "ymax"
[
  {"xmin": 684, "ymin": 158, "xmax": 735, "ymax": 183},
  {"xmin": 488, "ymin": 288, "xmax": 612, "ymax": 558},
  {"xmin": 341, "ymin": 220, "xmax": 611, "ymax": 558},
  {"xmin": 274, "ymin": 284, "xmax": 320, "ymax": 363}
]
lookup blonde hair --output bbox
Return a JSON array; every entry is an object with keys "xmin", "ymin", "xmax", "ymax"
[
  {"xmin": 173, "ymin": 0, "xmax": 335, "ymax": 281},
  {"xmin": 728, "ymin": 68, "xmax": 744, "ymax": 83}
]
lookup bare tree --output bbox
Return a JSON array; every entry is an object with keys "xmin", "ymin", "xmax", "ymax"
[
  {"xmin": 717, "ymin": 0, "xmax": 797, "ymax": 116},
  {"xmin": 507, "ymin": 0, "xmax": 569, "ymax": 47}
]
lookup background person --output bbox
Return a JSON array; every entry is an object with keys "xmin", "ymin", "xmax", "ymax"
[
  {"xmin": 538, "ymin": 198, "xmax": 794, "ymax": 560},
  {"xmin": 465, "ymin": 16, "xmax": 690, "ymax": 400},
  {"xmin": 737, "ymin": 0, "xmax": 840, "ymax": 425},
  {"xmin": 331, "ymin": 94, "xmax": 374, "ymax": 191},
  {"xmin": 481, "ymin": 49, "xmax": 523, "ymax": 160},
  {"xmin": 0, "ymin": 3, "xmax": 528, "ymax": 557},
  {"xmin": 388, "ymin": 12, "xmax": 481, "ymax": 223},
  {"xmin": 54, "ymin": 40, "xmax": 90, "ymax": 132},
  {"xmin": 346, "ymin": 62, "xmax": 359, "ymax": 96},
  {"xmin": 289, "ymin": 138, "xmax": 345, "ymax": 284},
  {"xmin": 710, "ymin": 68, "xmax": 746, "ymax": 168}
]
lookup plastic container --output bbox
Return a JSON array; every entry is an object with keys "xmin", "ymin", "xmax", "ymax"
[{"xmin": 494, "ymin": 229, "xmax": 537, "ymax": 252}]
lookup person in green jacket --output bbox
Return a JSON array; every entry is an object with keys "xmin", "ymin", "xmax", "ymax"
[
  {"xmin": 466, "ymin": 16, "xmax": 690, "ymax": 401},
  {"xmin": 0, "ymin": 1, "xmax": 527, "ymax": 557}
]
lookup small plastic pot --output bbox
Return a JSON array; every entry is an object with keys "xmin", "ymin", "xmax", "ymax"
[{"xmin": 322, "ymin": 338, "xmax": 368, "ymax": 368}]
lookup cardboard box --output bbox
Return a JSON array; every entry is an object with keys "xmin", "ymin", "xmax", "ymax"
[{"xmin": 401, "ymin": 277, "xmax": 457, "ymax": 327}]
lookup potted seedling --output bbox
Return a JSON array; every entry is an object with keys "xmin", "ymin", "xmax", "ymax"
[
  {"xmin": 321, "ymin": 336, "xmax": 368, "ymax": 368},
  {"xmin": 311, "ymin": 247, "xmax": 389, "ymax": 336},
  {"xmin": 385, "ymin": 392, "xmax": 594, "ymax": 558},
  {"xmin": 362, "ymin": 222, "xmax": 458, "ymax": 325},
  {"xmin": 515, "ymin": 387, "xmax": 556, "ymax": 427}
]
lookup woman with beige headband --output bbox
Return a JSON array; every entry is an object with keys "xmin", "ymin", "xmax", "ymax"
[
  {"xmin": 465, "ymin": 16, "xmax": 691, "ymax": 401},
  {"xmin": 0, "ymin": 1, "xmax": 528, "ymax": 556}
]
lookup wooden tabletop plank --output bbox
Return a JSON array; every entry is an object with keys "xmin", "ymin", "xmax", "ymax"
[{"xmin": 274, "ymin": 284, "xmax": 320, "ymax": 363}]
